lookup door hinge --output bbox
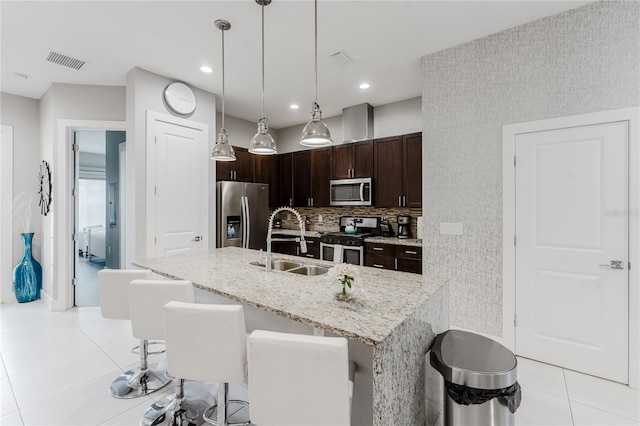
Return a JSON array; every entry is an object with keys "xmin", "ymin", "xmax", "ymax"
[
  {"xmin": 154, "ymin": 236, "xmax": 157, "ymax": 245},
  {"xmin": 514, "ymin": 235, "xmax": 516, "ymax": 246},
  {"xmin": 72, "ymin": 278, "xmax": 78, "ymax": 286},
  {"xmin": 514, "ymin": 315, "xmax": 518, "ymax": 327},
  {"xmin": 154, "ymin": 186, "xmax": 157, "ymax": 195},
  {"xmin": 513, "ymin": 156, "xmax": 516, "ymax": 167},
  {"xmin": 72, "ymin": 143, "xmax": 79, "ymax": 152},
  {"xmin": 629, "ymin": 262, "xmax": 632, "ymax": 270},
  {"xmin": 72, "ymin": 233, "xmax": 78, "ymax": 242},
  {"xmin": 72, "ymin": 188, "xmax": 77, "ymax": 197}
]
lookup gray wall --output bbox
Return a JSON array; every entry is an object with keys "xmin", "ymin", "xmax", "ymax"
[
  {"xmin": 216, "ymin": 112, "xmax": 280, "ymax": 150},
  {"xmin": 276, "ymin": 97, "xmax": 421, "ymax": 154},
  {"xmin": 421, "ymin": 1, "xmax": 640, "ymax": 336},
  {"xmin": 105, "ymin": 130, "xmax": 125, "ymax": 269},
  {"xmin": 0, "ymin": 93, "xmax": 41, "ymax": 304}
]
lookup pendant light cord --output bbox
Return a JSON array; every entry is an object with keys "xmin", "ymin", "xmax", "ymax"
[
  {"xmin": 221, "ymin": 27, "xmax": 226, "ymax": 130},
  {"xmin": 314, "ymin": 0, "xmax": 318, "ymax": 104},
  {"xmin": 261, "ymin": 2, "xmax": 265, "ymax": 119}
]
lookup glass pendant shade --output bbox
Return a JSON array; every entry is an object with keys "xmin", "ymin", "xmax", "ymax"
[
  {"xmin": 300, "ymin": 102, "xmax": 333, "ymax": 147},
  {"xmin": 249, "ymin": 118, "xmax": 277, "ymax": 155},
  {"xmin": 211, "ymin": 128, "xmax": 236, "ymax": 161}
]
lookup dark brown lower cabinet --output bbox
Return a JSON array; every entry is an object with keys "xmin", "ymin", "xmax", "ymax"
[
  {"xmin": 270, "ymin": 236, "xmax": 320, "ymax": 259},
  {"xmin": 364, "ymin": 242, "xmax": 422, "ymax": 274}
]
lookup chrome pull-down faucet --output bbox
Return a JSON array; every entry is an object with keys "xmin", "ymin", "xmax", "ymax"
[{"xmin": 266, "ymin": 207, "xmax": 307, "ymax": 272}]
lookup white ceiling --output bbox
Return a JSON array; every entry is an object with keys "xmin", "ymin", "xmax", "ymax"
[{"xmin": 1, "ymin": 1, "xmax": 591, "ymax": 129}]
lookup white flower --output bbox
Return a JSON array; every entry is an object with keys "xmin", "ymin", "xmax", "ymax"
[{"xmin": 327, "ymin": 263, "xmax": 359, "ymax": 281}]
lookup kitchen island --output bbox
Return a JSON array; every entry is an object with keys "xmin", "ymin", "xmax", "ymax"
[{"xmin": 134, "ymin": 247, "xmax": 448, "ymax": 426}]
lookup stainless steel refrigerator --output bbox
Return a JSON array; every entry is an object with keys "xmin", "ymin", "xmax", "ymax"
[{"xmin": 217, "ymin": 181, "xmax": 269, "ymax": 250}]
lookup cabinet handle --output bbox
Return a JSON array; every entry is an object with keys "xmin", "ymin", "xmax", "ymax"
[
  {"xmin": 311, "ymin": 197, "xmax": 314, "ymax": 207},
  {"xmin": 306, "ymin": 254, "xmax": 314, "ymax": 258},
  {"xmin": 230, "ymin": 171, "xmax": 233, "ymax": 180},
  {"xmin": 395, "ymin": 258, "xmax": 398, "ymax": 270},
  {"xmin": 398, "ymin": 196, "xmax": 402, "ymax": 207},
  {"xmin": 289, "ymin": 198, "xmax": 293, "ymax": 207},
  {"xmin": 403, "ymin": 195, "xmax": 407, "ymax": 206},
  {"xmin": 373, "ymin": 247, "xmax": 384, "ymax": 251},
  {"xmin": 373, "ymin": 264, "xmax": 384, "ymax": 268},
  {"xmin": 405, "ymin": 250, "xmax": 417, "ymax": 255}
]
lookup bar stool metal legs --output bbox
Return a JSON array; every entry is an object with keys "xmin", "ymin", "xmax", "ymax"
[
  {"xmin": 141, "ymin": 379, "xmax": 217, "ymax": 426},
  {"xmin": 110, "ymin": 339, "xmax": 172, "ymax": 399},
  {"xmin": 203, "ymin": 383, "xmax": 250, "ymax": 426}
]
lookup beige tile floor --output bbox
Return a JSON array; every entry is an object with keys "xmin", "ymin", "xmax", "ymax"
[{"xmin": 1, "ymin": 301, "xmax": 638, "ymax": 425}]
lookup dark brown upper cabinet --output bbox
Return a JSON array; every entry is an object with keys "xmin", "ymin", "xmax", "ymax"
[
  {"xmin": 331, "ymin": 140, "xmax": 374, "ymax": 180},
  {"xmin": 278, "ymin": 153, "xmax": 293, "ymax": 207},
  {"xmin": 291, "ymin": 148, "xmax": 332, "ymax": 207},
  {"xmin": 253, "ymin": 153, "xmax": 278, "ymax": 208},
  {"xmin": 374, "ymin": 132, "xmax": 422, "ymax": 207},
  {"xmin": 215, "ymin": 146, "xmax": 253, "ymax": 182}
]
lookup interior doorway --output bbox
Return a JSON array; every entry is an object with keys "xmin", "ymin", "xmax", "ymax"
[{"xmin": 73, "ymin": 129, "xmax": 126, "ymax": 307}]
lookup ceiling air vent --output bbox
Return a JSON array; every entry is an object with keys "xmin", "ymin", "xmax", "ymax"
[
  {"xmin": 45, "ymin": 50, "xmax": 86, "ymax": 70},
  {"xmin": 329, "ymin": 51, "xmax": 353, "ymax": 65}
]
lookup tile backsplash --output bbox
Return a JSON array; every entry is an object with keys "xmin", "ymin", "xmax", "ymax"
[{"xmin": 275, "ymin": 206, "xmax": 422, "ymax": 237}]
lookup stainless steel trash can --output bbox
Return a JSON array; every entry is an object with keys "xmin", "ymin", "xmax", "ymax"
[{"xmin": 430, "ymin": 330, "xmax": 521, "ymax": 426}]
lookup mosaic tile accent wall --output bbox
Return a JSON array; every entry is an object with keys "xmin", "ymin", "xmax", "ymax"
[
  {"xmin": 421, "ymin": 1, "xmax": 640, "ymax": 336},
  {"xmin": 276, "ymin": 206, "xmax": 423, "ymax": 238}
]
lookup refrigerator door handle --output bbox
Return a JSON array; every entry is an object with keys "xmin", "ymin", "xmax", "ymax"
[
  {"xmin": 240, "ymin": 196, "xmax": 247, "ymax": 249},
  {"xmin": 244, "ymin": 195, "xmax": 251, "ymax": 249}
]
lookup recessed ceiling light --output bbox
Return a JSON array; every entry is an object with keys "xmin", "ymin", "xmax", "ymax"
[
  {"xmin": 290, "ymin": 104, "xmax": 299, "ymax": 110},
  {"xmin": 200, "ymin": 66, "xmax": 213, "ymax": 73},
  {"xmin": 359, "ymin": 83, "xmax": 370, "ymax": 89}
]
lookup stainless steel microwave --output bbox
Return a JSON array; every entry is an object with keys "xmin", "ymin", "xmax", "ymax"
[{"xmin": 330, "ymin": 178, "xmax": 372, "ymax": 206}]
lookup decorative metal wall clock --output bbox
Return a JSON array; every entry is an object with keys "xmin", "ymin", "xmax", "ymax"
[{"xmin": 38, "ymin": 160, "xmax": 52, "ymax": 216}]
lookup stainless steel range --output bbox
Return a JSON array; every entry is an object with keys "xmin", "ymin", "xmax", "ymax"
[{"xmin": 320, "ymin": 216, "xmax": 380, "ymax": 265}]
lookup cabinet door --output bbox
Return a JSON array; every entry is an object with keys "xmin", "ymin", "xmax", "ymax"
[
  {"xmin": 332, "ymin": 144, "xmax": 352, "ymax": 179},
  {"xmin": 292, "ymin": 151, "xmax": 312, "ymax": 207},
  {"xmin": 216, "ymin": 160, "xmax": 233, "ymax": 181},
  {"xmin": 311, "ymin": 148, "xmax": 332, "ymax": 207},
  {"xmin": 271, "ymin": 240, "xmax": 299, "ymax": 256},
  {"xmin": 374, "ymin": 136, "xmax": 403, "ymax": 207},
  {"xmin": 301, "ymin": 237, "xmax": 320, "ymax": 259},
  {"xmin": 278, "ymin": 154, "xmax": 293, "ymax": 207},
  {"xmin": 234, "ymin": 147, "xmax": 254, "ymax": 182},
  {"xmin": 254, "ymin": 154, "xmax": 278, "ymax": 208},
  {"xmin": 353, "ymin": 140, "xmax": 373, "ymax": 178},
  {"xmin": 403, "ymin": 133, "xmax": 422, "ymax": 208}
]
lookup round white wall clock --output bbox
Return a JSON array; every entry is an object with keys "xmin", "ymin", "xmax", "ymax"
[{"xmin": 163, "ymin": 82, "xmax": 197, "ymax": 115}]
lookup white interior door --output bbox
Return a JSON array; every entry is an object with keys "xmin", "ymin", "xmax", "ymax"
[
  {"xmin": 515, "ymin": 121, "xmax": 629, "ymax": 383},
  {"xmin": 147, "ymin": 113, "xmax": 208, "ymax": 257}
]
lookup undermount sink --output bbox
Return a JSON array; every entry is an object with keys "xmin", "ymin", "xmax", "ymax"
[
  {"xmin": 250, "ymin": 259, "xmax": 328, "ymax": 276},
  {"xmin": 271, "ymin": 259, "xmax": 304, "ymax": 271},
  {"xmin": 286, "ymin": 265, "xmax": 330, "ymax": 276}
]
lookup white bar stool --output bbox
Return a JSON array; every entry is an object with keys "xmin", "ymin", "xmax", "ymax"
[
  {"xmin": 124, "ymin": 278, "xmax": 195, "ymax": 409},
  {"xmin": 97, "ymin": 269, "xmax": 157, "ymax": 399},
  {"xmin": 248, "ymin": 330, "xmax": 353, "ymax": 426},
  {"xmin": 162, "ymin": 301, "xmax": 250, "ymax": 426}
]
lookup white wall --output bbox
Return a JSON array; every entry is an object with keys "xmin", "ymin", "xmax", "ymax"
[
  {"xmin": 216, "ymin": 112, "xmax": 279, "ymax": 150},
  {"xmin": 125, "ymin": 67, "xmax": 217, "ymax": 265},
  {"xmin": 0, "ymin": 93, "xmax": 41, "ymax": 304},
  {"xmin": 275, "ymin": 97, "xmax": 421, "ymax": 154}
]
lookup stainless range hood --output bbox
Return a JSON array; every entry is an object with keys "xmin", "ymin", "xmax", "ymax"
[{"xmin": 342, "ymin": 103, "xmax": 373, "ymax": 143}]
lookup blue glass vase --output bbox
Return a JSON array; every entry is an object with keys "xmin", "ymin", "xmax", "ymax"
[{"xmin": 13, "ymin": 233, "xmax": 42, "ymax": 303}]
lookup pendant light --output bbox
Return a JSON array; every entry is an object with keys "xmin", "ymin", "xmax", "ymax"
[
  {"xmin": 299, "ymin": 0, "xmax": 333, "ymax": 147},
  {"xmin": 249, "ymin": 0, "xmax": 277, "ymax": 155},
  {"xmin": 211, "ymin": 19, "xmax": 236, "ymax": 161}
]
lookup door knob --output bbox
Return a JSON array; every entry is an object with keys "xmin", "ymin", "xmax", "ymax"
[
  {"xmin": 191, "ymin": 236, "xmax": 202, "ymax": 242},
  {"xmin": 598, "ymin": 260, "xmax": 624, "ymax": 270}
]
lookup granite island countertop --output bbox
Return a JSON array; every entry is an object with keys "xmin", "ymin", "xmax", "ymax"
[{"xmin": 134, "ymin": 246, "xmax": 444, "ymax": 347}]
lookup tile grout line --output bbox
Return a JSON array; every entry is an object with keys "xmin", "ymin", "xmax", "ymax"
[
  {"xmin": 562, "ymin": 368, "xmax": 576, "ymax": 425},
  {"xmin": 0, "ymin": 352, "xmax": 24, "ymax": 425}
]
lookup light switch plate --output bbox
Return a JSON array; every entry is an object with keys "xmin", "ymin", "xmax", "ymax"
[{"xmin": 440, "ymin": 222, "xmax": 463, "ymax": 235}]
